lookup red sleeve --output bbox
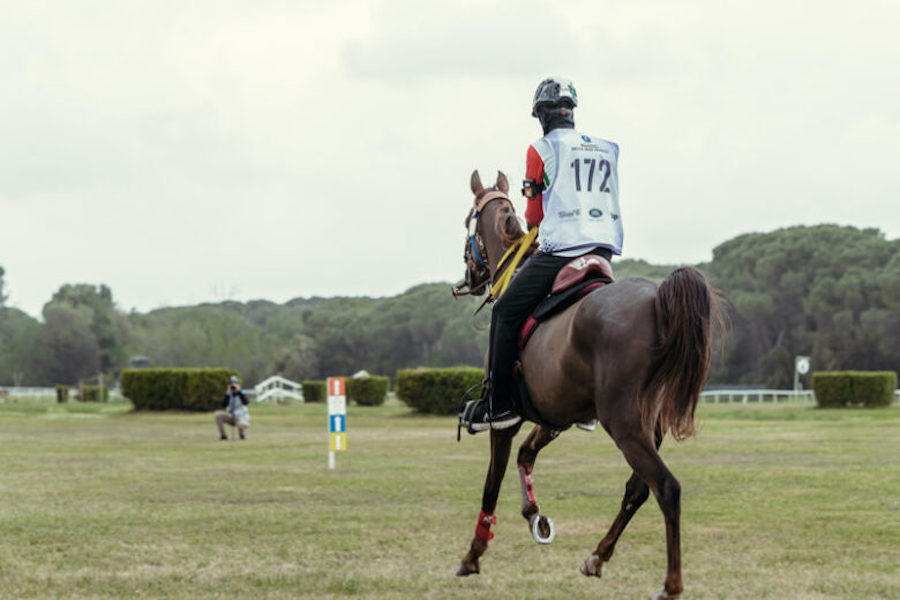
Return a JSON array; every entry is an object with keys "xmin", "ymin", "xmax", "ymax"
[{"xmin": 525, "ymin": 145, "xmax": 544, "ymax": 227}]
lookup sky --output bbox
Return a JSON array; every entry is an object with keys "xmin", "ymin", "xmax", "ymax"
[{"xmin": 1, "ymin": 0, "xmax": 898, "ymax": 318}]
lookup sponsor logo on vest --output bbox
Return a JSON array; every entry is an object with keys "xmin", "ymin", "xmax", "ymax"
[
  {"xmin": 557, "ymin": 208, "xmax": 581, "ymax": 219},
  {"xmin": 611, "ymin": 213, "xmax": 620, "ymax": 221},
  {"xmin": 589, "ymin": 208, "xmax": 603, "ymax": 218},
  {"xmin": 581, "ymin": 135, "xmax": 591, "ymax": 143}
]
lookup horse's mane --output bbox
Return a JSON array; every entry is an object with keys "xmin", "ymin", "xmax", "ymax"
[
  {"xmin": 471, "ymin": 186, "xmax": 531, "ymax": 254},
  {"xmin": 497, "ymin": 205, "xmax": 526, "ymax": 249}
]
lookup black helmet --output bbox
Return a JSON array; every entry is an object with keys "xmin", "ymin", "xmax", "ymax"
[{"xmin": 531, "ymin": 77, "xmax": 578, "ymax": 117}]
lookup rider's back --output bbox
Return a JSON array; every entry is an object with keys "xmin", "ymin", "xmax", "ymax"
[{"xmin": 531, "ymin": 128, "xmax": 623, "ymax": 257}]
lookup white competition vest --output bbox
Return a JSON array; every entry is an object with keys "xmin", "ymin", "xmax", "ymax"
[{"xmin": 533, "ymin": 128, "xmax": 622, "ymax": 255}]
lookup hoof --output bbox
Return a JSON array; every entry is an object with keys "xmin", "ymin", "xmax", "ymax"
[
  {"xmin": 529, "ymin": 514, "xmax": 556, "ymax": 544},
  {"xmin": 649, "ymin": 590, "xmax": 679, "ymax": 600},
  {"xmin": 580, "ymin": 554, "xmax": 604, "ymax": 578},
  {"xmin": 456, "ymin": 562, "xmax": 479, "ymax": 577}
]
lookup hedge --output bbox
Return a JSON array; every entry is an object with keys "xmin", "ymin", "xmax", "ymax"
[
  {"xmin": 79, "ymin": 385, "xmax": 108, "ymax": 402},
  {"xmin": 56, "ymin": 385, "xmax": 69, "ymax": 404},
  {"xmin": 301, "ymin": 380, "xmax": 326, "ymax": 403},
  {"xmin": 812, "ymin": 371, "xmax": 897, "ymax": 408},
  {"xmin": 121, "ymin": 368, "xmax": 238, "ymax": 411},
  {"xmin": 347, "ymin": 375, "xmax": 390, "ymax": 406},
  {"xmin": 395, "ymin": 367, "xmax": 484, "ymax": 415}
]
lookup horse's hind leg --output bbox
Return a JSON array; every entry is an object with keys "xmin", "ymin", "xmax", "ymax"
[
  {"xmin": 582, "ymin": 424, "xmax": 661, "ymax": 577},
  {"xmin": 581, "ymin": 472, "xmax": 650, "ymax": 578},
  {"xmin": 516, "ymin": 425, "xmax": 560, "ymax": 543},
  {"xmin": 585, "ymin": 426, "xmax": 683, "ymax": 598},
  {"xmin": 457, "ymin": 426, "xmax": 519, "ymax": 576}
]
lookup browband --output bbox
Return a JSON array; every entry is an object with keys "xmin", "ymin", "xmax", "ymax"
[{"xmin": 472, "ymin": 190, "xmax": 510, "ymax": 216}]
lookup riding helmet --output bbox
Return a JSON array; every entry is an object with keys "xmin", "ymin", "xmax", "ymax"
[{"xmin": 531, "ymin": 77, "xmax": 578, "ymax": 117}]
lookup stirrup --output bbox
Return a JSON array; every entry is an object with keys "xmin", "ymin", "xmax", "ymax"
[
  {"xmin": 457, "ymin": 379, "xmax": 491, "ymax": 440},
  {"xmin": 458, "ymin": 398, "xmax": 491, "ymax": 437}
]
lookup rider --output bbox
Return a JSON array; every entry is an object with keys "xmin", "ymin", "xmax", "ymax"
[{"xmin": 462, "ymin": 76, "xmax": 623, "ymax": 433}]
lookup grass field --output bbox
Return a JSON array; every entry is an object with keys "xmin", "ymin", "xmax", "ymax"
[{"xmin": 1, "ymin": 396, "xmax": 898, "ymax": 599}]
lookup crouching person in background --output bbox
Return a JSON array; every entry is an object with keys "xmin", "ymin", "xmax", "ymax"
[{"xmin": 215, "ymin": 375, "xmax": 250, "ymax": 440}]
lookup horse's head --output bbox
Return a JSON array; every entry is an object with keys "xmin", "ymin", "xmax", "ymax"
[{"xmin": 453, "ymin": 169, "xmax": 526, "ymax": 297}]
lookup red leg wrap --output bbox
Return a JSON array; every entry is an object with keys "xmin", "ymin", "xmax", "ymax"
[
  {"xmin": 474, "ymin": 509, "xmax": 497, "ymax": 543},
  {"xmin": 519, "ymin": 464, "xmax": 537, "ymax": 505}
]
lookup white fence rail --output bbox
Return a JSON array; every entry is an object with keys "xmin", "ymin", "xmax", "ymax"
[
  {"xmin": 701, "ymin": 388, "xmax": 900, "ymax": 404},
  {"xmin": 700, "ymin": 389, "xmax": 814, "ymax": 404},
  {"xmin": 0, "ymin": 386, "xmax": 61, "ymax": 398},
  {"xmin": 0, "ymin": 386, "xmax": 124, "ymax": 401}
]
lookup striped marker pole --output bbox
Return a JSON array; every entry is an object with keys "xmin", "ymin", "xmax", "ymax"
[{"xmin": 327, "ymin": 377, "xmax": 347, "ymax": 470}]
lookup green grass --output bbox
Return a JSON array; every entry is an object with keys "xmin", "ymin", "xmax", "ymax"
[{"xmin": 0, "ymin": 397, "xmax": 898, "ymax": 599}]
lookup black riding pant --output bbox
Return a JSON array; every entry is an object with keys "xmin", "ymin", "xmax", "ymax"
[{"xmin": 488, "ymin": 246, "xmax": 612, "ymax": 414}]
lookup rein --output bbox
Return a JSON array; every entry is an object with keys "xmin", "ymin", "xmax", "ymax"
[
  {"xmin": 490, "ymin": 227, "xmax": 538, "ymax": 299},
  {"xmin": 451, "ymin": 277, "xmax": 489, "ymax": 298},
  {"xmin": 469, "ymin": 227, "xmax": 536, "ymax": 317}
]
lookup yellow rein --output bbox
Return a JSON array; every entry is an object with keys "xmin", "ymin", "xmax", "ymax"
[{"xmin": 489, "ymin": 227, "xmax": 538, "ymax": 299}]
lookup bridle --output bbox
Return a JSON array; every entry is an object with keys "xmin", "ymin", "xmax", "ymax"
[{"xmin": 452, "ymin": 190, "xmax": 510, "ymax": 298}]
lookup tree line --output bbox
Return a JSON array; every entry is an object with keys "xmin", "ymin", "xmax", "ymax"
[{"xmin": 1, "ymin": 225, "xmax": 897, "ymax": 388}]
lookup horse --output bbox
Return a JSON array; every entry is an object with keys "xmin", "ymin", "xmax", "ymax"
[{"xmin": 453, "ymin": 170, "xmax": 720, "ymax": 599}]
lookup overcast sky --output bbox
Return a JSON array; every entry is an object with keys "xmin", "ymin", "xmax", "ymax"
[{"xmin": 1, "ymin": 0, "xmax": 898, "ymax": 318}]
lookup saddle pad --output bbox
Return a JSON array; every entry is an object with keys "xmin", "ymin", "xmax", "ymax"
[{"xmin": 519, "ymin": 279, "xmax": 610, "ymax": 349}]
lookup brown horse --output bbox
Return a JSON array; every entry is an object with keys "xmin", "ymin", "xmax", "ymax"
[{"xmin": 454, "ymin": 170, "xmax": 720, "ymax": 599}]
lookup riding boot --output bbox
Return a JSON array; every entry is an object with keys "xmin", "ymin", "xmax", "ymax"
[
  {"xmin": 485, "ymin": 310, "xmax": 522, "ymax": 429},
  {"xmin": 459, "ymin": 313, "xmax": 522, "ymax": 434}
]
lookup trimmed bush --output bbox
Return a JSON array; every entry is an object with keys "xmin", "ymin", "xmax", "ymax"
[
  {"xmin": 301, "ymin": 380, "xmax": 326, "ymax": 403},
  {"xmin": 56, "ymin": 385, "xmax": 69, "ymax": 404},
  {"xmin": 853, "ymin": 372, "xmax": 897, "ymax": 407},
  {"xmin": 79, "ymin": 385, "xmax": 109, "ymax": 402},
  {"xmin": 812, "ymin": 371, "xmax": 897, "ymax": 408},
  {"xmin": 812, "ymin": 372, "xmax": 852, "ymax": 408},
  {"xmin": 121, "ymin": 368, "xmax": 238, "ymax": 411},
  {"xmin": 347, "ymin": 375, "xmax": 389, "ymax": 406},
  {"xmin": 395, "ymin": 367, "xmax": 484, "ymax": 415}
]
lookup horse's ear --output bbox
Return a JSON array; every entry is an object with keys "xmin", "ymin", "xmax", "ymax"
[
  {"xmin": 496, "ymin": 171, "xmax": 509, "ymax": 194},
  {"xmin": 470, "ymin": 170, "xmax": 484, "ymax": 197}
]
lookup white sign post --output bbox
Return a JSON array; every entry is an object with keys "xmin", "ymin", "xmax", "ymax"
[
  {"xmin": 327, "ymin": 377, "xmax": 347, "ymax": 470},
  {"xmin": 794, "ymin": 356, "xmax": 811, "ymax": 392}
]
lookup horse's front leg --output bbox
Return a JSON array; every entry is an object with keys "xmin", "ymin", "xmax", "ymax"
[
  {"xmin": 457, "ymin": 425, "xmax": 520, "ymax": 576},
  {"xmin": 516, "ymin": 425, "xmax": 561, "ymax": 544}
]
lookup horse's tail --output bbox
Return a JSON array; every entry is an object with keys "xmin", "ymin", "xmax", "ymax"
[{"xmin": 643, "ymin": 267, "xmax": 719, "ymax": 441}]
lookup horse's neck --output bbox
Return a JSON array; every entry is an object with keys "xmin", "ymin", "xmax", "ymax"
[
  {"xmin": 485, "ymin": 236, "xmax": 508, "ymax": 281},
  {"xmin": 481, "ymin": 201, "xmax": 532, "ymax": 280}
]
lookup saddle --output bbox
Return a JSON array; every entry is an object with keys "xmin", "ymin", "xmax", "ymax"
[
  {"xmin": 519, "ymin": 254, "xmax": 614, "ymax": 349},
  {"xmin": 513, "ymin": 254, "xmax": 614, "ymax": 431}
]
